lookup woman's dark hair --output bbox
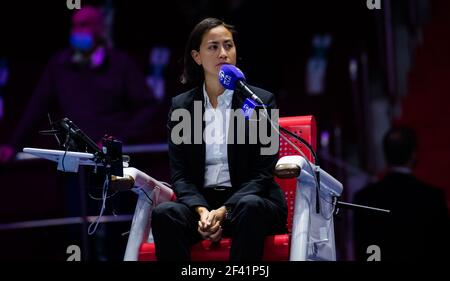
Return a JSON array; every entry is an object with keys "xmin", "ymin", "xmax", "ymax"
[{"xmin": 181, "ymin": 17, "xmax": 237, "ymax": 86}]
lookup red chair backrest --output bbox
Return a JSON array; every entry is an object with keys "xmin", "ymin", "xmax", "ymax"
[{"xmin": 275, "ymin": 116, "xmax": 317, "ymax": 232}]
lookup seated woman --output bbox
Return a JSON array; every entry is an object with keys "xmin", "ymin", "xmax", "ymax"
[{"xmin": 151, "ymin": 17, "xmax": 287, "ymax": 261}]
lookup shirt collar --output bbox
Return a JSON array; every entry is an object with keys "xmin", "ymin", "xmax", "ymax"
[{"xmin": 203, "ymin": 83, "xmax": 234, "ymax": 108}]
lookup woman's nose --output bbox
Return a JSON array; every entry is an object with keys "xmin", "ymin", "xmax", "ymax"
[{"xmin": 218, "ymin": 46, "xmax": 228, "ymax": 58}]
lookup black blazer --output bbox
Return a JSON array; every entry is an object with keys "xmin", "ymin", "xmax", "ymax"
[{"xmin": 167, "ymin": 85, "xmax": 287, "ymax": 217}]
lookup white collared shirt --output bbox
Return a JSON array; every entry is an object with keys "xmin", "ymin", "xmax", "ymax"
[{"xmin": 203, "ymin": 83, "xmax": 233, "ymax": 188}]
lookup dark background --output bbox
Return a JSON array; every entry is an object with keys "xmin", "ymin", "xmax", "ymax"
[{"xmin": 0, "ymin": 0, "xmax": 448, "ymax": 261}]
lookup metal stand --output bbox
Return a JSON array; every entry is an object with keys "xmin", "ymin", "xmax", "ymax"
[{"xmin": 79, "ymin": 166, "xmax": 90, "ymax": 261}]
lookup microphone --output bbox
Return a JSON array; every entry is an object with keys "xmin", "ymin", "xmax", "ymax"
[
  {"xmin": 219, "ymin": 64, "xmax": 323, "ymax": 214},
  {"xmin": 218, "ymin": 64, "xmax": 263, "ymax": 104}
]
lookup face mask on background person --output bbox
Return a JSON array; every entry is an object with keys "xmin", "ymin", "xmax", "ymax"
[{"xmin": 70, "ymin": 32, "xmax": 94, "ymax": 52}]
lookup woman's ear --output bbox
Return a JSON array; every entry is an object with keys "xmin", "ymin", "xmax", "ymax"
[{"xmin": 191, "ymin": 50, "xmax": 201, "ymax": 66}]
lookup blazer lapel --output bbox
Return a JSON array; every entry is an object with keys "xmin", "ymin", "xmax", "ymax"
[
  {"xmin": 228, "ymin": 89, "xmax": 246, "ymax": 187},
  {"xmin": 191, "ymin": 87, "xmax": 206, "ymax": 188}
]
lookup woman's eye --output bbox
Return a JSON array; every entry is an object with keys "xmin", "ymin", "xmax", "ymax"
[{"xmin": 208, "ymin": 45, "xmax": 218, "ymax": 50}]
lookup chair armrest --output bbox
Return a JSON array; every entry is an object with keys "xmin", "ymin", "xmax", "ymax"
[{"xmin": 275, "ymin": 156, "xmax": 302, "ymax": 178}]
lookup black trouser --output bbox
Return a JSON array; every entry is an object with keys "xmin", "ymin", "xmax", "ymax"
[{"xmin": 151, "ymin": 187, "xmax": 286, "ymax": 261}]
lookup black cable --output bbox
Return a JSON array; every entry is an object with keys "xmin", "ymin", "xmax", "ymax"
[
  {"xmin": 61, "ymin": 132, "xmax": 71, "ymax": 172},
  {"xmin": 278, "ymin": 126, "xmax": 321, "ymax": 214},
  {"xmin": 141, "ymin": 188, "xmax": 154, "ymax": 205},
  {"xmin": 256, "ymin": 99, "xmax": 322, "ymax": 214},
  {"xmin": 279, "ymin": 126, "xmax": 319, "ymax": 165},
  {"xmin": 87, "ymin": 164, "xmax": 119, "ymax": 200}
]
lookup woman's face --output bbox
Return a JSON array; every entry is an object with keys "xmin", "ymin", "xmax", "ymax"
[{"xmin": 191, "ymin": 25, "xmax": 237, "ymax": 82}]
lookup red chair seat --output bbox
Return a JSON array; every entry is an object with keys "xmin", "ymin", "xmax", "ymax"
[{"xmin": 139, "ymin": 234, "xmax": 291, "ymax": 261}]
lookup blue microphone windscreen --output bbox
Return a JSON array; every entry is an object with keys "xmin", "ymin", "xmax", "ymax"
[{"xmin": 218, "ymin": 64, "xmax": 246, "ymax": 90}]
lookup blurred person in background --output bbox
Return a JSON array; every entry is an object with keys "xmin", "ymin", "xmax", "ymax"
[
  {"xmin": 0, "ymin": 5, "xmax": 158, "ymax": 260},
  {"xmin": 354, "ymin": 126, "xmax": 449, "ymax": 261},
  {"xmin": 0, "ymin": 5, "xmax": 157, "ymax": 163}
]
